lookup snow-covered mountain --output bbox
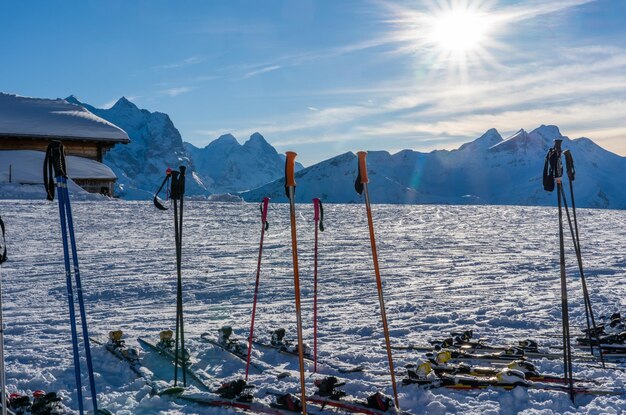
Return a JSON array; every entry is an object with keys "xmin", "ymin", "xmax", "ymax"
[
  {"xmin": 242, "ymin": 126, "xmax": 626, "ymax": 209},
  {"xmin": 67, "ymin": 96, "xmax": 301, "ymax": 198},
  {"xmin": 66, "ymin": 96, "xmax": 207, "ymax": 199},
  {"xmin": 185, "ymin": 132, "xmax": 303, "ymax": 193}
]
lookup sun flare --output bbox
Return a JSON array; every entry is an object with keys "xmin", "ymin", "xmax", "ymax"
[{"xmin": 429, "ymin": 9, "xmax": 491, "ymax": 52}]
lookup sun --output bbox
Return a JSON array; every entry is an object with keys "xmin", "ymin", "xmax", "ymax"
[{"xmin": 428, "ymin": 8, "xmax": 491, "ymax": 53}]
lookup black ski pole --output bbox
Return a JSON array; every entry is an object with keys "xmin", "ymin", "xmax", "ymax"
[
  {"xmin": 563, "ymin": 150, "xmax": 605, "ymax": 368},
  {"xmin": 545, "ymin": 138, "xmax": 575, "ymax": 403},
  {"xmin": 0, "ymin": 214, "xmax": 7, "ymax": 415}
]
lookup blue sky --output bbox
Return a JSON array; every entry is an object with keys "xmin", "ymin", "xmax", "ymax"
[{"xmin": 2, "ymin": 0, "xmax": 625, "ymax": 166}]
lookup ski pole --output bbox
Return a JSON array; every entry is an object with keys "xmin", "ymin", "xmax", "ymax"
[
  {"xmin": 354, "ymin": 151, "xmax": 400, "ymax": 410},
  {"xmin": 0, "ymin": 215, "xmax": 7, "ymax": 415},
  {"xmin": 557, "ymin": 179, "xmax": 575, "ymax": 403},
  {"xmin": 312, "ymin": 198, "xmax": 323, "ymax": 373},
  {"xmin": 44, "ymin": 142, "xmax": 85, "ymax": 415},
  {"xmin": 285, "ymin": 151, "xmax": 307, "ymax": 415},
  {"xmin": 177, "ymin": 166, "xmax": 187, "ymax": 387},
  {"xmin": 563, "ymin": 150, "xmax": 605, "ymax": 368},
  {"xmin": 246, "ymin": 197, "xmax": 270, "ymax": 380},
  {"xmin": 61, "ymin": 178, "xmax": 99, "ymax": 413}
]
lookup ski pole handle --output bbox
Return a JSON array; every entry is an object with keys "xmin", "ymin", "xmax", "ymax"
[
  {"xmin": 261, "ymin": 197, "xmax": 270, "ymax": 223},
  {"xmin": 313, "ymin": 198, "xmax": 320, "ymax": 221},
  {"xmin": 178, "ymin": 166, "xmax": 186, "ymax": 196},
  {"xmin": 285, "ymin": 151, "xmax": 297, "ymax": 188},
  {"xmin": 563, "ymin": 150, "xmax": 575, "ymax": 181},
  {"xmin": 357, "ymin": 151, "xmax": 369, "ymax": 184}
]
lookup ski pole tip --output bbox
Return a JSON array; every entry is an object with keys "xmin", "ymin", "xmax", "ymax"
[{"xmin": 285, "ymin": 151, "xmax": 298, "ymax": 187}]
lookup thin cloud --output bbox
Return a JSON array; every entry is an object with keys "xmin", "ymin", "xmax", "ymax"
[
  {"xmin": 160, "ymin": 87, "xmax": 194, "ymax": 97},
  {"xmin": 242, "ymin": 65, "xmax": 281, "ymax": 79},
  {"xmin": 154, "ymin": 56, "xmax": 203, "ymax": 70}
]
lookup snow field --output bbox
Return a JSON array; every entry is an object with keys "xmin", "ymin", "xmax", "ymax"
[{"xmin": 0, "ymin": 200, "xmax": 624, "ymax": 414}]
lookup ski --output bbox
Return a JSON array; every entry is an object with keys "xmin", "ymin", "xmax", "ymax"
[
  {"xmin": 91, "ymin": 333, "xmax": 185, "ymax": 396},
  {"xmin": 201, "ymin": 328, "xmax": 267, "ymax": 373},
  {"xmin": 253, "ymin": 328, "xmax": 363, "ymax": 373},
  {"xmin": 306, "ymin": 376, "xmax": 410, "ymax": 415},
  {"xmin": 402, "ymin": 366, "xmax": 623, "ymax": 396},
  {"xmin": 138, "ymin": 334, "xmax": 211, "ymax": 392},
  {"xmin": 404, "ymin": 360, "xmax": 598, "ymax": 386},
  {"xmin": 178, "ymin": 379, "xmax": 302, "ymax": 415}
]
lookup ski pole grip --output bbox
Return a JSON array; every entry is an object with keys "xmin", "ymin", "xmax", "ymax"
[
  {"xmin": 313, "ymin": 198, "xmax": 320, "ymax": 221},
  {"xmin": 179, "ymin": 165, "xmax": 186, "ymax": 196},
  {"xmin": 49, "ymin": 141, "xmax": 67, "ymax": 177},
  {"xmin": 357, "ymin": 151, "xmax": 369, "ymax": 184},
  {"xmin": 170, "ymin": 170, "xmax": 180, "ymax": 200},
  {"xmin": 261, "ymin": 197, "xmax": 270, "ymax": 222},
  {"xmin": 285, "ymin": 151, "xmax": 297, "ymax": 187},
  {"xmin": 563, "ymin": 150, "xmax": 575, "ymax": 181}
]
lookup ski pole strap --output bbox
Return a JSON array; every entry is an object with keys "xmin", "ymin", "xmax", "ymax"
[
  {"xmin": 43, "ymin": 141, "xmax": 67, "ymax": 201},
  {"xmin": 153, "ymin": 169, "xmax": 172, "ymax": 210},
  {"xmin": 313, "ymin": 198, "xmax": 324, "ymax": 232},
  {"xmin": 260, "ymin": 197, "xmax": 270, "ymax": 230},
  {"xmin": 354, "ymin": 151, "xmax": 369, "ymax": 195},
  {"xmin": 0, "ymin": 215, "xmax": 6, "ymax": 264},
  {"xmin": 564, "ymin": 150, "xmax": 575, "ymax": 181},
  {"xmin": 284, "ymin": 151, "xmax": 297, "ymax": 199}
]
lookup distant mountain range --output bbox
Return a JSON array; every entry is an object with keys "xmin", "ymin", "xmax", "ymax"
[
  {"xmin": 68, "ymin": 96, "xmax": 301, "ymax": 199},
  {"xmin": 68, "ymin": 96, "xmax": 626, "ymax": 209},
  {"xmin": 242, "ymin": 125, "xmax": 626, "ymax": 209}
]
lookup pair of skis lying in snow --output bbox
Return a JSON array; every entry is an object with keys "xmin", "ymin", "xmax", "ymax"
[
  {"xmin": 94, "ymin": 330, "xmax": 397, "ymax": 415},
  {"xmin": 201, "ymin": 326, "xmax": 364, "ymax": 374},
  {"xmin": 400, "ymin": 358, "xmax": 622, "ymax": 395}
]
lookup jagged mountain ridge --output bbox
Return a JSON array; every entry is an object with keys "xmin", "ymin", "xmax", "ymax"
[
  {"xmin": 241, "ymin": 125, "xmax": 626, "ymax": 209},
  {"xmin": 184, "ymin": 132, "xmax": 303, "ymax": 193},
  {"xmin": 67, "ymin": 95, "xmax": 205, "ymax": 199},
  {"xmin": 67, "ymin": 96, "xmax": 298, "ymax": 198}
]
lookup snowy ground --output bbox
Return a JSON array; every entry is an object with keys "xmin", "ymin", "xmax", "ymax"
[{"xmin": 0, "ymin": 200, "xmax": 625, "ymax": 415}]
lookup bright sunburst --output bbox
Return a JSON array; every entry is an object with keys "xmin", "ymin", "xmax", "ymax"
[
  {"xmin": 387, "ymin": 0, "xmax": 501, "ymax": 80},
  {"xmin": 428, "ymin": 8, "xmax": 491, "ymax": 53}
]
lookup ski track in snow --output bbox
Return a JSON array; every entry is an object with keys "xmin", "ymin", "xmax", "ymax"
[{"xmin": 0, "ymin": 200, "xmax": 625, "ymax": 414}]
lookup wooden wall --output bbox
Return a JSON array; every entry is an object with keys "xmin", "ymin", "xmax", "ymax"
[
  {"xmin": 0, "ymin": 137, "xmax": 113, "ymax": 162},
  {"xmin": 72, "ymin": 178, "xmax": 115, "ymax": 197}
]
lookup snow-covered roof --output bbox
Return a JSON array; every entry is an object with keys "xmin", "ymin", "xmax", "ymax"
[
  {"xmin": 0, "ymin": 150, "xmax": 117, "ymax": 182},
  {"xmin": 0, "ymin": 93, "xmax": 130, "ymax": 143}
]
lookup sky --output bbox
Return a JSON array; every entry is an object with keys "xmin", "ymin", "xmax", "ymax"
[{"xmin": 1, "ymin": 0, "xmax": 626, "ymax": 166}]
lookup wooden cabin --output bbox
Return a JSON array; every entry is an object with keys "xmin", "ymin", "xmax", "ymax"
[{"xmin": 0, "ymin": 93, "xmax": 130, "ymax": 195}]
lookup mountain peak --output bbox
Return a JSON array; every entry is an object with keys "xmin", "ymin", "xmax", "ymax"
[
  {"xmin": 244, "ymin": 132, "xmax": 275, "ymax": 153},
  {"xmin": 207, "ymin": 134, "xmax": 240, "ymax": 149},
  {"xmin": 65, "ymin": 95, "xmax": 82, "ymax": 105},
  {"xmin": 529, "ymin": 125, "xmax": 563, "ymax": 143},
  {"xmin": 458, "ymin": 128, "xmax": 503, "ymax": 151},
  {"xmin": 112, "ymin": 96, "xmax": 138, "ymax": 110}
]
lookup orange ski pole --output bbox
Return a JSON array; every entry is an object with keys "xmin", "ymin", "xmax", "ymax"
[
  {"xmin": 285, "ymin": 151, "xmax": 307, "ymax": 415},
  {"xmin": 354, "ymin": 151, "xmax": 399, "ymax": 410},
  {"xmin": 245, "ymin": 197, "xmax": 270, "ymax": 380}
]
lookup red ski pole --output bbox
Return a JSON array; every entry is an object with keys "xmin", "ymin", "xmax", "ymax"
[
  {"xmin": 245, "ymin": 197, "xmax": 270, "ymax": 380},
  {"xmin": 354, "ymin": 151, "xmax": 400, "ymax": 410},
  {"xmin": 285, "ymin": 151, "xmax": 307, "ymax": 415}
]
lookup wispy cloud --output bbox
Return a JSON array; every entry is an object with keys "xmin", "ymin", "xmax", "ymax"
[
  {"xmin": 242, "ymin": 65, "xmax": 281, "ymax": 79},
  {"xmin": 154, "ymin": 56, "xmax": 203, "ymax": 70},
  {"xmin": 160, "ymin": 87, "xmax": 195, "ymax": 97}
]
